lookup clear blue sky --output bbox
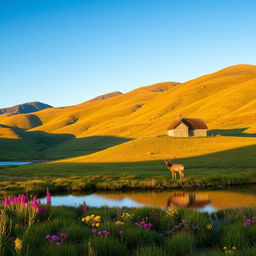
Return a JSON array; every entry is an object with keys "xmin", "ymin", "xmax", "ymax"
[{"xmin": 1, "ymin": 0, "xmax": 256, "ymax": 108}]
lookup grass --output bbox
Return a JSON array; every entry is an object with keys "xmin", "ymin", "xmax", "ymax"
[
  {"xmin": 0, "ymin": 138, "xmax": 255, "ymax": 195},
  {"xmin": 0, "ymin": 66, "xmax": 255, "ymax": 195},
  {"xmin": 58, "ymin": 135, "xmax": 256, "ymax": 163},
  {"xmin": 0, "ymin": 128, "xmax": 131, "ymax": 160},
  {"xmin": 1, "ymin": 198, "xmax": 256, "ymax": 256}
]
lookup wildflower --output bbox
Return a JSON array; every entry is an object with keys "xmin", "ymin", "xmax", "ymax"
[
  {"xmin": 82, "ymin": 214, "xmax": 101, "ymax": 227},
  {"xmin": 91, "ymin": 228, "xmax": 97, "ymax": 233},
  {"xmin": 118, "ymin": 230, "xmax": 124, "ymax": 234},
  {"xmin": 223, "ymin": 246, "xmax": 237, "ymax": 255},
  {"xmin": 134, "ymin": 220, "xmax": 153, "ymax": 230},
  {"xmin": 14, "ymin": 238, "xmax": 22, "ymax": 252},
  {"xmin": 40, "ymin": 206, "xmax": 46, "ymax": 216},
  {"xmin": 45, "ymin": 233, "xmax": 69, "ymax": 245},
  {"xmin": 165, "ymin": 209, "xmax": 177, "ymax": 217},
  {"xmin": 82, "ymin": 201, "xmax": 88, "ymax": 214},
  {"xmin": 60, "ymin": 233, "xmax": 69, "ymax": 238},
  {"xmin": 121, "ymin": 212, "xmax": 133, "ymax": 221},
  {"xmin": 206, "ymin": 224, "xmax": 213, "ymax": 230},
  {"xmin": 94, "ymin": 216, "xmax": 101, "ymax": 222},
  {"xmin": 46, "ymin": 188, "xmax": 51, "ymax": 206},
  {"xmin": 115, "ymin": 220, "xmax": 124, "ymax": 225}
]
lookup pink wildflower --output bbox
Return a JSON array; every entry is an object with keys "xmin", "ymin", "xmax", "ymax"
[
  {"xmin": 46, "ymin": 188, "xmax": 51, "ymax": 206},
  {"xmin": 82, "ymin": 201, "xmax": 88, "ymax": 214}
]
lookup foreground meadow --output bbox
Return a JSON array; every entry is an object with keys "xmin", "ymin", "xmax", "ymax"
[{"xmin": 1, "ymin": 191, "xmax": 256, "ymax": 256}]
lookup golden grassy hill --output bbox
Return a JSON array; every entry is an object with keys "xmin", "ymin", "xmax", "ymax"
[
  {"xmin": 0, "ymin": 81, "xmax": 178, "ymax": 137},
  {"xmin": 1, "ymin": 64, "xmax": 255, "ymax": 140},
  {"xmin": 58, "ymin": 135, "xmax": 256, "ymax": 163},
  {"xmin": 0, "ymin": 64, "xmax": 255, "ymax": 162}
]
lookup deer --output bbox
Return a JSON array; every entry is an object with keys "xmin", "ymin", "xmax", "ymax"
[{"xmin": 164, "ymin": 158, "xmax": 185, "ymax": 180}]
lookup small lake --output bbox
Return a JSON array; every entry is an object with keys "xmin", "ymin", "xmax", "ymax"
[
  {"xmin": 0, "ymin": 161, "xmax": 33, "ymax": 166},
  {"xmin": 40, "ymin": 186, "xmax": 256, "ymax": 213}
]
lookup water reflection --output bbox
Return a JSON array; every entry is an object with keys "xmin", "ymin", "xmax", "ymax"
[
  {"xmin": 166, "ymin": 192, "xmax": 211, "ymax": 209},
  {"xmin": 41, "ymin": 186, "xmax": 256, "ymax": 213}
]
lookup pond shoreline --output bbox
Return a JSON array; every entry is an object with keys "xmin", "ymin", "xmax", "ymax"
[
  {"xmin": 1, "ymin": 175, "xmax": 256, "ymax": 199},
  {"xmin": 0, "ymin": 160, "xmax": 44, "ymax": 167}
]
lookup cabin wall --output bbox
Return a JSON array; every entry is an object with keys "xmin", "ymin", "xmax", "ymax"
[
  {"xmin": 193, "ymin": 129, "xmax": 207, "ymax": 137},
  {"xmin": 168, "ymin": 123, "xmax": 189, "ymax": 137},
  {"xmin": 167, "ymin": 130, "xmax": 175, "ymax": 136}
]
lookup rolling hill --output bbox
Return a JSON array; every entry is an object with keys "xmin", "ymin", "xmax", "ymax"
[
  {"xmin": 0, "ymin": 64, "xmax": 255, "ymax": 161},
  {"xmin": 0, "ymin": 101, "xmax": 53, "ymax": 115}
]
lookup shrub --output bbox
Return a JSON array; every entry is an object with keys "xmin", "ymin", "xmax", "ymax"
[
  {"xmin": 0, "ymin": 209, "xmax": 12, "ymax": 256},
  {"xmin": 238, "ymin": 247, "xmax": 256, "ymax": 256},
  {"xmin": 132, "ymin": 208, "xmax": 163, "ymax": 230},
  {"xmin": 88, "ymin": 237, "xmax": 128, "ymax": 256},
  {"xmin": 220, "ymin": 223, "xmax": 248, "ymax": 249},
  {"xmin": 41, "ymin": 243, "xmax": 82, "ymax": 256},
  {"xmin": 180, "ymin": 209, "xmax": 211, "ymax": 245},
  {"xmin": 165, "ymin": 233, "xmax": 196, "ymax": 256},
  {"xmin": 133, "ymin": 245, "xmax": 168, "ymax": 256},
  {"xmin": 124, "ymin": 227, "xmax": 162, "ymax": 249},
  {"xmin": 245, "ymin": 225, "xmax": 256, "ymax": 246}
]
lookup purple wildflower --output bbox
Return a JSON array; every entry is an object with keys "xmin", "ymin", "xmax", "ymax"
[{"xmin": 60, "ymin": 233, "xmax": 69, "ymax": 238}]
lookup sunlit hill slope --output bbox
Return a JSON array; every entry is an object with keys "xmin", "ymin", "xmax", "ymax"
[{"xmin": 0, "ymin": 64, "xmax": 255, "ymax": 161}]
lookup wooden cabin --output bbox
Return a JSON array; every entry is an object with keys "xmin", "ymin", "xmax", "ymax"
[{"xmin": 167, "ymin": 118, "xmax": 208, "ymax": 137}]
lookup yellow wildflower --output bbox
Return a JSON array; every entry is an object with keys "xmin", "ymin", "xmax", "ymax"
[
  {"xmin": 223, "ymin": 247, "xmax": 227, "ymax": 250},
  {"xmin": 82, "ymin": 214, "xmax": 102, "ymax": 226},
  {"xmin": 232, "ymin": 246, "xmax": 237, "ymax": 250},
  {"xmin": 14, "ymin": 238, "xmax": 22, "ymax": 252},
  {"xmin": 94, "ymin": 216, "xmax": 101, "ymax": 222},
  {"xmin": 206, "ymin": 224, "xmax": 213, "ymax": 230},
  {"xmin": 85, "ymin": 216, "xmax": 91, "ymax": 222},
  {"xmin": 121, "ymin": 212, "xmax": 133, "ymax": 221},
  {"xmin": 115, "ymin": 220, "xmax": 124, "ymax": 225},
  {"xmin": 95, "ymin": 223, "xmax": 100, "ymax": 227},
  {"xmin": 165, "ymin": 209, "xmax": 177, "ymax": 217}
]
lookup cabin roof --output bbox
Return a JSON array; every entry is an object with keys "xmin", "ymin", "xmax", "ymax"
[{"xmin": 168, "ymin": 118, "xmax": 208, "ymax": 130}]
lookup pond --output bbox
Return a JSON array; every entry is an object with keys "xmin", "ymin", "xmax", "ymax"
[
  {"xmin": 0, "ymin": 161, "xmax": 33, "ymax": 166},
  {"xmin": 40, "ymin": 186, "xmax": 256, "ymax": 213}
]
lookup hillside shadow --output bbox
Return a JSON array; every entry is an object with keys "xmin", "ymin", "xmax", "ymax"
[
  {"xmin": 50, "ymin": 144, "xmax": 256, "ymax": 178},
  {"xmin": 27, "ymin": 114, "xmax": 43, "ymax": 128},
  {"xmin": 0, "ymin": 124, "xmax": 132, "ymax": 160},
  {"xmin": 208, "ymin": 128, "xmax": 256, "ymax": 137},
  {"xmin": 45, "ymin": 135, "xmax": 132, "ymax": 159}
]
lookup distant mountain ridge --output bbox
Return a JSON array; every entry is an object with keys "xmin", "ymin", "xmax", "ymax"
[
  {"xmin": 87, "ymin": 91, "xmax": 123, "ymax": 102},
  {"xmin": 0, "ymin": 101, "xmax": 53, "ymax": 115}
]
